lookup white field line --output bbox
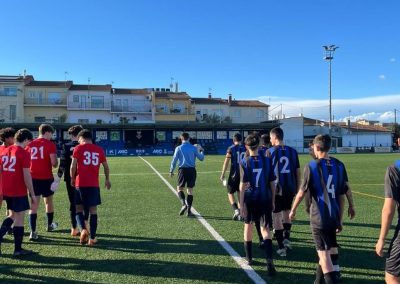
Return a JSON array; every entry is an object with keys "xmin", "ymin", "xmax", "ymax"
[
  {"xmin": 139, "ymin": 156, "xmax": 266, "ymax": 284},
  {"xmin": 108, "ymin": 171, "xmax": 221, "ymax": 176}
]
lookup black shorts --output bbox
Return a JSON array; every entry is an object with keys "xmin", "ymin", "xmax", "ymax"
[
  {"xmin": 311, "ymin": 227, "xmax": 338, "ymax": 251},
  {"xmin": 243, "ymin": 197, "xmax": 272, "ymax": 228},
  {"xmin": 3, "ymin": 196, "xmax": 30, "ymax": 212},
  {"xmin": 177, "ymin": 167, "xmax": 196, "ymax": 188},
  {"xmin": 273, "ymin": 194, "xmax": 295, "ymax": 213},
  {"xmin": 75, "ymin": 187, "xmax": 101, "ymax": 208},
  {"xmin": 32, "ymin": 178, "xmax": 54, "ymax": 198},
  {"xmin": 227, "ymin": 173, "xmax": 240, "ymax": 194},
  {"xmin": 386, "ymin": 227, "xmax": 400, "ymax": 277}
]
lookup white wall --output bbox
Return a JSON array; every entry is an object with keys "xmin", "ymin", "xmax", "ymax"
[
  {"xmin": 279, "ymin": 117, "xmax": 304, "ymax": 152},
  {"xmin": 194, "ymin": 104, "xmax": 268, "ymax": 123},
  {"xmin": 67, "ymin": 110, "xmax": 111, "ymax": 124},
  {"xmin": 343, "ymin": 133, "xmax": 392, "ymax": 147}
]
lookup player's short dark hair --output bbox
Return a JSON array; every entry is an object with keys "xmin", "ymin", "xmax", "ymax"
[
  {"xmin": 270, "ymin": 127, "xmax": 284, "ymax": 141},
  {"xmin": 68, "ymin": 125, "xmax": 84, "ymax": 137},
  {"xmin": 181, "ymin": 132, "xmax": 189, "ymax": 141},
  {"xmin": 245, "ymin": 133, "xmax": 260, "ymax": 151},
  {"xmin": 233, "ymin": 133, "xmax": 242, "ymax": 142},
  {"xmin": 260, "ymin": 134, "xmax": 269, "ymax": 146},
  {"xmin": 313, "ymin": 134, "xmax": 331, "ymax": 152},
  {"xmin": 0, "ymin": 127, "xmax": 16, "ymax": 142},
  {"xmin": 77, "ymin": 129, "xmax": 92, "ymax": 140},
  {"xmin": 39, "ymin": 124, "xmax": 55, "ymax": 135},
  {"xmin": 15, "ymin": 128, "xmax": 33, "ymax": 143}
]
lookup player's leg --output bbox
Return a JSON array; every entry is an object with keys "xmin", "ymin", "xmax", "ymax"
[
  {"xmin": 88, "ymin": 206, "xmax": 98, "ymax": 245},
  {"xmin": 261, "ymin": 213, "xmax": 276, "ymax": 276},
  {"xmin": 282, "ymin": 194, "xmax": 295, "ymax": 249},
  {"xmin": 0, "ymin": 199, "xmax": 14, "ymax": 249},
  {"xmin": 28, "ymin": 190, "xmax": 41, "ymax": 240},
  {"xmin": 12, "ymin": 196, "xmax": 34, "ymax": 256},
  {"xmin": 44, "ymin": 194, "xmax": 58, "ymax": 231},
  {"xmin": 185, "ymin": 168, "xmax": 196, "ymax": 217},
  {"xmin": 317, "ymin": 250, "xmax": 336, "ymax": 284},
  {"xmin": 243, "ymin": 222, "xmax": 253, "ymax": 265},
  {"xmin": 177, "ymin": 168, "xmax": 188, "ymax": 215},
  {"xmin": 186, "ymin": 187, "xmax": 194, "ymax": 217},
  {"xmin": 75, "ymin": 188, "xmax": 89, "ymax": 244},
  {"xmin": 329, "ymin": 247, "xmax": 340, "ymax": 281},
  {"xmin": 273, "ymin": 211, "xmax": 286, "ymax": 256},
  {"xmin": 385, "ymin": 272, "xmax": 399, "ymax": 284},
  {"xmin": 227, "ymin": 177, "xmax": 240, "ymax": 220},
  {"xmin": 66, "ymin": 181, "xmax": 78, "ymax": 236},
  {"xmin": 254, "ymin": 220, "xmax": 264, "ymax": 248}
]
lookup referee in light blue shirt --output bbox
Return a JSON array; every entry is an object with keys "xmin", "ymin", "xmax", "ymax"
[{"xmin": 170, "ymin": 132, "xmax": 205, "ymax": 217}]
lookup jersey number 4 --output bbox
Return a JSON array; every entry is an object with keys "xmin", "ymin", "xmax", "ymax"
[
  {"xmin": 83, "ymin": 151, "xmax": 99, "ymax": 166},
  {"xmin": 1, "ymin": 156, "xmax": 16, "ymax": 172},
  {"xmin": 326, "ymin": 174, "xmax": 335, "ymax": 199}
]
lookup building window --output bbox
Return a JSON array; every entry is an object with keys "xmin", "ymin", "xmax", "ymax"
[
  {"xmin": 256, "ymin": 110, "xmax": 264, "ymax": 118},
  {"xmin": 9, "ymin": 105, "xmax": 16, "ymax": 120},
  {"xmin": 156, "ymin": 104, "xmax": 168, "ymax": 113},
  {"xmin": 91, "ymin": 96, "xmax": 104, "ymax": 108},
  {"xmin": 73, "ymin": 95, "xmax": 79, "ymax": 103},
  {"xmin": 34, "ymin": 116, "xmax": 46, "ymax": 122},
  {"xmin": 172, "ymin": 103, "xmax": 184, "ymax": 113},
  {"xmin": 48, "ymin": 92, "xmax": 62, "ymax": 104},
  {"xmin": 4, "ymin": 87, "xmax": 17, "ymax": 96},
  {"xmin": 233, "ymin": 110, "xmax": 241, "ymax": 118}
]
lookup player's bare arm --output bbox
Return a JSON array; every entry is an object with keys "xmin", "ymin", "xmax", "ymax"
[
  {"xmin": 102, "ymin": 161, "xmax": 111, "ymax": 190},
  {"xmin": 296, "ymin": 168, "xmax": 301, "ymax": 193},
  {"xmin": 376, "ymin": 198, "xmax": 396, "ymax": 257},
  {"xmin": 50, "ymin": 153, "xmax": 58, "ymax": 168},
  {"xmin": 220, "ymin": 155, "xmax": 230, "ymax": 181},
  {"xmin": 289, "ymin": 189, "xmax": 305, "ymax": 220},
  {"xmin": 345, "ymin": 183, "xmax": 355, "ymax": 219},
  {"xmin": 23, "ymin": 168, "xmax": 37, "ymax": 204},
  {"xmin": 70, "ymin": 158, "xmax": 77, "ymax": 187}
]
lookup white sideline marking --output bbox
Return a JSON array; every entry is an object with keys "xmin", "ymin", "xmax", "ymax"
[
  {"xmin": 140, "ymin": 157, "xmax": 266, "ymax": 284},
  {"xmin": 109, "ymin": 171, "xmax": 221, "ymax": 176}
]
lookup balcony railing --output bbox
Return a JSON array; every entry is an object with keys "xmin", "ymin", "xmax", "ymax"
[
  {"xmin": 24, "ymin": 98, "xmax": 67, "ymax": 106},
  {"xmin": 156, "ymin": 109, "xmax": 195, "ymax": 115},
  {"xmin": 111, "ymin": 105, "xmax": 152, "ymax": 113},
  {"xmin": 67, "ymin": 101, "xmax": 111, "ymax": 110},
  {"xmin": 0, "ymin": 90, "xmax": 17, "ymax": 96}
]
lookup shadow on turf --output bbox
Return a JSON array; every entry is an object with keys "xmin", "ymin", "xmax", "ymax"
[{"xmin": 0, "ymin": 232, "xmax": 385, "ymax": 283}]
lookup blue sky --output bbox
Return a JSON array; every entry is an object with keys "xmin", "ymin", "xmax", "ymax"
[{"xmin": 1, "ymin": 0, "xmax": 399, "ymax": 122}]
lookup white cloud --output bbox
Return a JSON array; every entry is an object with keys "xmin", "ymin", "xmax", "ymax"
[
  {"xmin": 390, "ymin": 58, "xmax": 396, "ymax": 63},
  {"xmin": 379, "ymin": 74, "xmax": 386, "ymax": 80},
  {"xmin": 257, "ymin": 94, "xmax": 400, "ymax": 123}
]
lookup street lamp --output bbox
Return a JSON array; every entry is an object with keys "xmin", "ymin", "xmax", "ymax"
[{"xmin": 323, "ymin": 44, "xmax": 339, "ymax": 130}]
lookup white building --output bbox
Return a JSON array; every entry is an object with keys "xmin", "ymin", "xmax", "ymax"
[
  {"xmin": 110, "ymin": 88, "xmax": 154, "ymax": 123},
  {"xmin": 192, "ymin": 94, "xmax": 268, "ymax": 124},
  {"xmin": 67, "ymin": 84, "xmax": 112, "ymax": 124}
]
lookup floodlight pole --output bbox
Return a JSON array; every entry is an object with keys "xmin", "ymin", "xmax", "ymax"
[{"xmin": 323, "ymin": 45, "xmax": 339, "ymax": 131}]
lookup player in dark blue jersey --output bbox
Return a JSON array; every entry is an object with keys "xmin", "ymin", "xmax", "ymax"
[
  {"xmin": 239, "ymin": 134, "xmax": 277, "ymax": 276},
  {"xmin": 259, "ymin": 134, "xmax": 270, "ymax": 155},
  {"xmin": 290, "ymin": 134, "xmax": 347, "ymax": 284},
  {"xmin": 376, "ymin": 138, "xmax": 400, "ymax": 284},
  {"xmin": 268, "ymin": 127, "xmax": 300, "ymax": 256},
  {"xmin": 220, "ymin": 133, "xmax": 246, "ymax": 220}
]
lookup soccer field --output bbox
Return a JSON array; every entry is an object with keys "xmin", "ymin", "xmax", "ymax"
[{"xmin": 0, "ymin": 153, "xmax": 394, "ymax": 283}]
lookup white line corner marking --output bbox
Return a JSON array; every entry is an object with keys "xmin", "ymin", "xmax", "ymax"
[{"xmin": 140, "ymin": 157, "xmax": 266, "ymax": 284}]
